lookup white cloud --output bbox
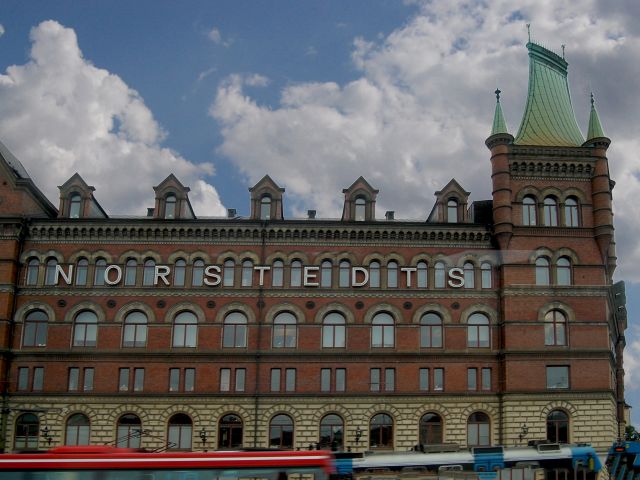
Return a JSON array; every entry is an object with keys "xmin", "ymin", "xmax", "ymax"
[
  {"xmin": 210, "ymin": 0, "xmax": 640, "ymax": 283},
  {"xmin": 207, "ymin": 27, "xmax": 231, "ymax": 47},
  {"xmin": 0, "ymin": 20, "xmax": 226, "ymax": 216},
  {"xmin": 0, "ymin": 24, "xmax": 5, "ymax": 37}
]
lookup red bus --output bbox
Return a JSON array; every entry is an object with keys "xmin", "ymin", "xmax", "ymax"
[{"xmin": 0, "ymin": 446, "xmax": 336, "ymax": 480}]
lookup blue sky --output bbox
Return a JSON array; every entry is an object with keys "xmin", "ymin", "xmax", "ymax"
[{"xmin": 1, "ymin": 0, "xmax": 640, "ymax": 427}]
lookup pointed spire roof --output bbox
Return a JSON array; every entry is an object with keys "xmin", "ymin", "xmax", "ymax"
[
  {"xmin": 514, "ymin": 42, "xmax": 585, "ymax": 146},
  {"xmin": 586, "ymin": 93, "xmax": 605, "ymax": 140},
  {"xmin": 491, "ymin": 88, "xmax": 509, "ymax": 135}
]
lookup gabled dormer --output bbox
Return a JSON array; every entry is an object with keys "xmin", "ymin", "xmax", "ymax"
[
  {"xmin": 341, "ymin": 176, "xmax": 378, "ymax": 222},
  {"xmin": 249, "ymin": 175, "xmax": 285, "ymax": 221},
  {"xmin": 58, "ymin": 173, "xmax": 107, "ymax": 219},
  {"xmin": 152, "ymin": 174, "xmax": 195, "ymax": 220},
  {"xmin": 428, "ymin": 179, "xmax": 470, "ymax": 223}
]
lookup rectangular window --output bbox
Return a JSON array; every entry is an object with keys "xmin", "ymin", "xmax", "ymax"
[
  {"xmin": 547, "ymin": 366, "xmax": 569, "ymax": 389},
  {"xmin": 184, "ymin": 368, "xmax": 195, "ymax": 392},
  {"xmin": 69, "ymin": 367, "xmax": 80, "ymax": 392},
  {"xmin": 370, "ymin": 368, "xmax": 381, "ymax": 392},
  {"xmin": 18, "ymin": 367, "xmax": 29, "ymax": 391},
  {"xmin": 83, "ymin": 368, "xmax": 94, "ymax": 391},
  {"xmin": 220, "ymin": 368, "xmax": 231, "ymax": 392},
  {"xmin": 271, "ymin": 368, "xmax": 281, "ymax": 392},
  {"xmin": 285, "ymin": 369, "xmax": 296, "ymax": 392},
  {"xmin": 169, "ymin": 368, "xmax": 180, "ymax": 392},
  {"xmin": 419, "ymin": 368, "xmax": 429, "ymax": 391},
  {"xmin": 236, "ymin": 368, "xmax": 246, "ymax": 392},
  {"xmin": 133, "ymin": 368, "xmax": 144, "ymax": 392},
  {"xmin": 33, "ymin": 367, "xmax": 44, "ymax": 391},
  {"xmin": 434, "ymin": 368, "xmax": 444, "ymax": 391},
  {"xmin": 321, "ymin": 368, "xmax": 331, "ymax": 392},
  {"xmin": 481, "ymin": 368, "xmax": 491, "ymax": 391},
  {"xmin": 384, "ymin": 368, "xmax": 395, "ymax": 392},
  {"xmin": 118, "ymin": 368, "xmax": 129, "ymax": 392},
  {"xmin": 468, "ymin": 368, "xmax": 477, "ymax": 390},
  {"xmin": 336, "ymin": 368, "xmax": 346, "ymax": 392}
]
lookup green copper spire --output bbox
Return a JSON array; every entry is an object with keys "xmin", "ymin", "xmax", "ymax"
[
  {"xmin": 491, "ymin": 88, "xmax": 509, "ymax": 135},
  {"xmin": 514, "ymin": 42, "xmax": 585, "ymax": 146},
  {"xmin": 586, "ymin": 92, "xmax": 605, "ymax": 140}
]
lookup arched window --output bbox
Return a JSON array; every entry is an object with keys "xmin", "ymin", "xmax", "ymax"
[
  {"xmin": 556, "ymin": 257, "xmax": 572, "ymax": 286},
  {"xmin": 387, "ymin": 261, "xmax": 398, "ymax": 288},
  {"xmin": 65, "ymin": 413, "xmax": 90, "ymax": 446},
  {"xmin": 173, "ymin": 259, "xmax": 186, "ymax": 287},
  {"xmin": 241, "ymin": 260, "xmax": 253, "ymax": 287},
  {"xmin": 420, "ymin": 312, "xmax": 442, "ymax": 348},
  {"xmin": 463, "ymin": 262, "xmax": 475, "ymax": 289},
  {"xmin": 123, "ymin": 311, "xmax": 148, "ymax": 347},
  {"xmin": 167, "ymin": 413, "xmax": 192, "ymax": 450},
  {"xmin": 223, "ymin": 311, "xmax": 247, "ymax": 348},
  {"xmin": 14, "ymin": 413, "xmax": 39, "ymax": 450},
  {"xmin": 372, "ymin": 312, "xmax": 394, "ymax": 348},
  {"xmin": 260, "ymin": 195, "xmax": 271, "ymax": 220},
  {"xmin": 290, "ymin": 260, "xmax": 302, "ymax": 287},
  {"xmin": 142, "ymin": 259, "xmax": 155, "ymax": 286},
  {"xmin": 339, "ymin": 260, "xmax": 350, "ymax": 287},
  {"xmin": 273, "ymin": 312, "xmax": 297, "ymax": 348},
  {"xmin": 467, "ymin": 313, "xmax": 490, "ymax": 348},
  {"xmin": 369, "ymin": 261, "xmax": 381, "ymax": 288},
  {"xmin": 522, "ymin": 196, "xmax": 537, "ymax": 226},
  {"xmin": 546, "ymin": 410, "xmax": 569, "ymax": 443},
  {"xmin": 536, "ymin": 257, "xmax": 550, "ymax": 285},
  {"xmin": 269, "ymin": 414, "xmax": 293, "ymax": 449},
  {"xmin": 124, "ymin": 259, "xmax": 137, "ymax": 286},
  {"xmin": 435, "ymin": 262, "xmax": 445, "ymax": 288},
  {"xmin": 219, "ymin": 414, "xmax": 243, "ymax": 449},
  {"xmin": 192, "ymin": 259, "xmax": 204, "ymax": 287},
  {"xmin": 26, "ymin": 258, "xmax": 40, "ymax": 286},
  {"xmin": 319, "ymin": 414, "xmax": 344, "ymax": 450},
  {"xmin": 116, "ymin": 414, "xmax": 142, "ymax": 448},
  {"xmin": 467, "ymin": 412, "xmax": 490, "ymax": 447},
  {"xmin": 543, "ymin": 197, "xmax": 558, "ymax": 226},
  {"xmin": 223, "ymin": 259, "xmax": 235, "ymax": 287},
  {"xmin": 76, "ymin": 258, "xmax": 88, "ymax": 286},
  {"xmin": 73, "ymin": 311, "xmax": 98, "ymax": 347},
  {"xmin": 419, "ymin": 413, "xmax": 443, "ymax": 445},
  {"xmin": 272, "ymin": 260, "xmax": 284, "ymax": 287},
  {"xmin": 417, "ymin": 261, "xmax": 428, "ymax": 288},
  {"xmin": 173, "ymin": 311, "xmax": 197, "ymax": 348},
  {"xmin": 545, "ymin": 310, "xmax": 567, "ymax": 346},
  {"xmin": 564, "ymin": 198, "xmax": 579, "ymax": 227},
  {"xmin": 322, "ymin": 312, "xmax": 346, "ymax": 348},
  {"xmin": 481, "ymin": 262, "xmax": 492, "ymax": 288},
  {"xmin": 321, "ymin": 260, "xmax": 332, "ymax": 287},
  {"xmin": 23, "ymin": 309, "xmax": 48, "ymax": 347},
  {"xmin": 370, "ymin": 413, "xmax": 393, "ymax": 449},
  {"xmin": 94, "ymin": 258, "xmax": 106, "ymax": 286},
  {"xmin": 44, "ymin": 258, "xmax": 57, "ymax": 286},
  {"xmin": 165, "ymin": 194, "xmax": 177, "ymax": 219},
  {"xmin": 355, "ymin": 196, "xmax": 366, "ymax": 221},
  {"xmin": 69, "ymin": 193, "xmax": 82, "ymax": 218},
  {"xmin": 447, "ymin": 199, "xmax": 458, "ymax": 223}
]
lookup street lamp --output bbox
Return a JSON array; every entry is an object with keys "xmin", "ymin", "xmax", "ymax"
[
  {"xmin": 355, "ymin": 426, "xmax": 362, "ymax": 445},
  {"xmin": 41, "ymin": 426, "xmax": 52, "ymax": 446},
  {"xmin": 199, "ymin": 427, "xmax": 207, "ymax": 451}
]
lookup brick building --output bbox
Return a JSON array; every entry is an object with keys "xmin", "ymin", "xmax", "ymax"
[{"xmin": 0, "ymin": 41, "xmax": 627, "ymax": 454}]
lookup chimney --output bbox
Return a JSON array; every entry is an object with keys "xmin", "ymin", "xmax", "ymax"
[
  {"xmin": 307, "ymin": 210, "xmax": 316, "ymax": 219},
  {"xmin": 227, "ymin": 208, "xmax": 237, "ymax": 218},
  {"xmin": 385, "ymin": 211, "xmax": 395, "ymax": 220},
  {"xmin": 147, "ymin": 208, "xmax": 154, "ymax": 217}
]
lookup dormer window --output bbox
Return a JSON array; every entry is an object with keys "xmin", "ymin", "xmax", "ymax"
[
  {"xmin": 355, "ymin": 197, "xmax": 366, "ymax": 221},
  {"xmin": 260, "ymin": 195, "xmax": 272, "ymax": 220},
  {"xmin": 165, "ymin": 194, "xmax": 177, "ymax": 219},
  {"xmin": 447, "ymin": 199, "xmax": 458, "ymax": 223},
  {"xmin": 69, "ymin": 193, "xmax": 82, "ymax": 218}
]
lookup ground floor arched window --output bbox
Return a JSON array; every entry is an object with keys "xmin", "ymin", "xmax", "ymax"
[
  {"xmin": 116, "ymin": 414, "xmax": 142, "ymax": 448},
  {"xmin": 370, "ymin": 413, "xmax": 393, "ymax": 450},
  {"xmin": 546, "ymin": 410, "xmax": 569, "ymax": 443},
  {"xmin": 467, "ymin": 412, "xmax": 490, "ymax": 447},
  {"xmin": 14, "ymin": 413, "xmax": 39, "ymax": 450},
  {"xmin": 65, "ymin": 413, "xmax": 90, "ymax": 446},
  {"xmin": 269, "ymin": 414, "xmax": 294, "ymax": 449},
  {"xmin": 219, "ymin": 414, "xmax": 243, "ymax": 449},
  {"xmin": 419, "ymin": 412, "xmax": 443, "ymax": 445},
  {"xmin": 168, "ymin": 413, "xmax": 192, "ymax": 450},
  {"xmin": 319, "ymin": 414, "xmax": 344, "ymax": 450}
]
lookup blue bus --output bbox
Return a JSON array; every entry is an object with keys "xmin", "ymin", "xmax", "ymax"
[{"xmin": 606, "ymin": 441, "xmax": 640, "ymax": 480}]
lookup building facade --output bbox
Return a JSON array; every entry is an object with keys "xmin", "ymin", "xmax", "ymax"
[{"xmin": 0, "ymin": 42, "xmax": 627, "ymax": 454}]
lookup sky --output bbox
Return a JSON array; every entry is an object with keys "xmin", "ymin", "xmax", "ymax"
[{"xmin": 1, "ymin": 0, "xmax": 639, "ymax": 426}]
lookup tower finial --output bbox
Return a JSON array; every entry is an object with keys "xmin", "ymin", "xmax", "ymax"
[
  {"xmin": 590, "ymin": 92, "xmax": 595, "ymax": 107},
  {"xmin": 561, "ymin": 44, "xmax": 565, "ymax": 59},
  {"xmin": 526, "ymin": 24, "xmax": 531, "ymax": 43},
  {"xmin": 495, "ymin": 88, "xmax": 501, "ymax": 102}
]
